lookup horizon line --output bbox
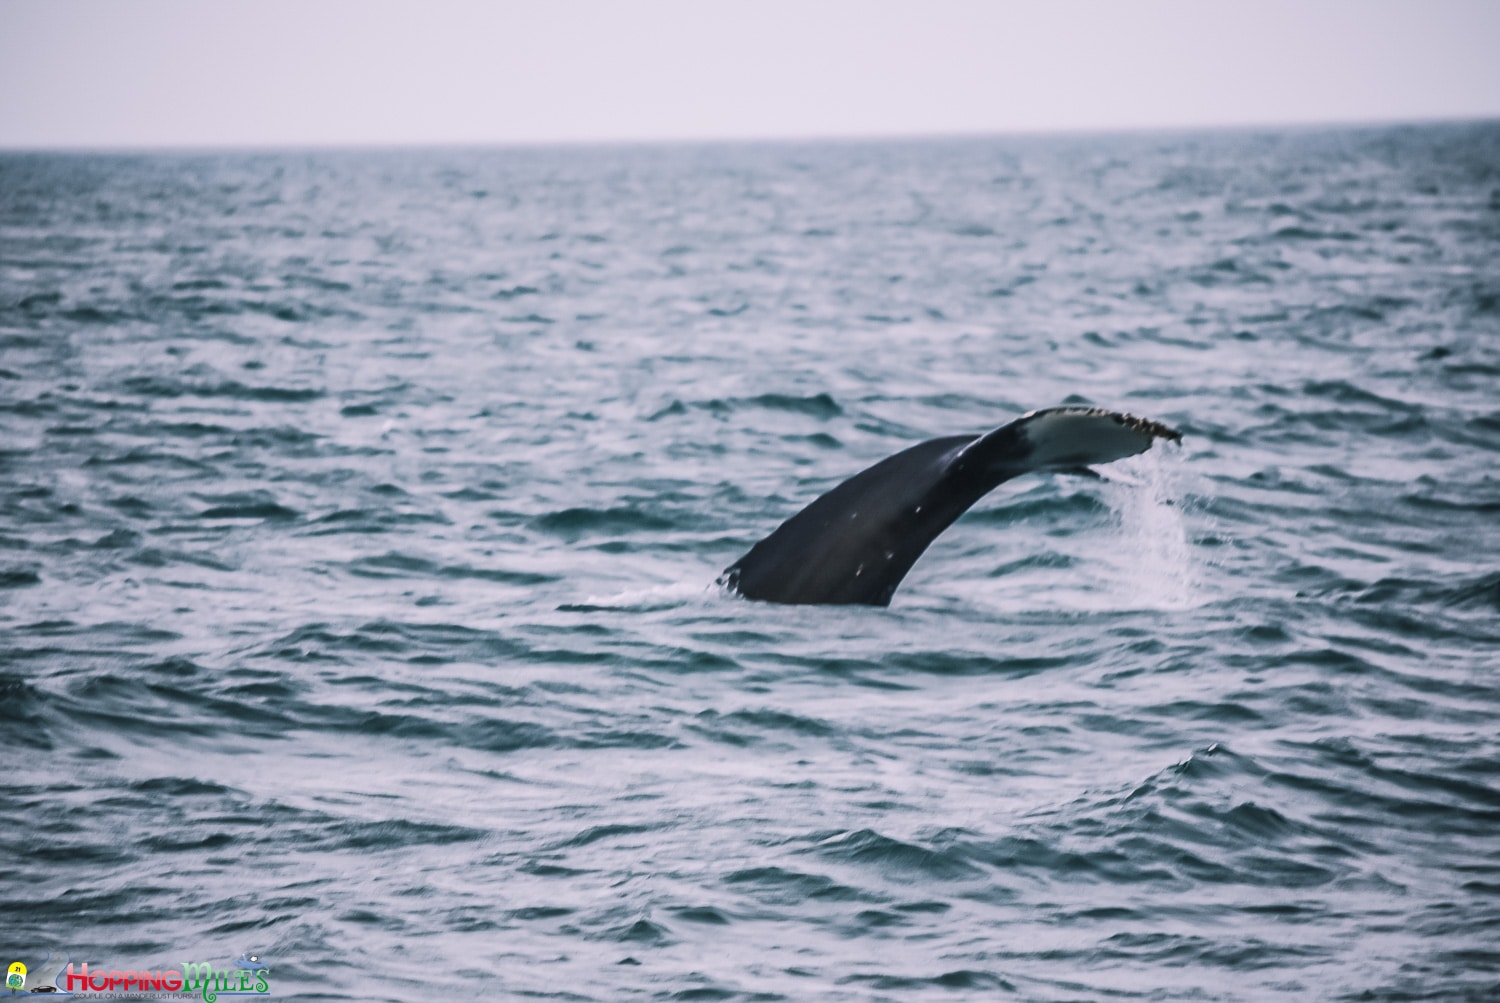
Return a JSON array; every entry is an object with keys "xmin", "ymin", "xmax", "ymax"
[{"xmin": 3, "ymin": 113, "xmax": 1496, "ymax": 157}]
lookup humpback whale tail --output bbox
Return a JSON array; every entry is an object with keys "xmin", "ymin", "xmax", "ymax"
[{"xmin": 720, "ymin": 407, "xmax": 1182, "ymax": 607}]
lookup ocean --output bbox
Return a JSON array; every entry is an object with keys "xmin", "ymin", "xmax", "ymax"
[{"xmin": 2, "ymin": 122, "xmax": 1498, "ymax": 1001}]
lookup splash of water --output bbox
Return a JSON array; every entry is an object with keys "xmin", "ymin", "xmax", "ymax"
[{"xmin": 1097, "ymin": 447, "xmax": 1205, "ymax": 611}]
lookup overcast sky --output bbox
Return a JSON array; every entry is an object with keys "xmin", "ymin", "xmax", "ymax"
[{"xmin": 1, "ymin": 0, "xmax": 1497, "ymax": 149}]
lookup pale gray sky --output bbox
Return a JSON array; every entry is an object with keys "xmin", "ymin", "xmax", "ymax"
[{"xmin": 1, "ymin": 0, "xmax": 1497, "ymax": 149}]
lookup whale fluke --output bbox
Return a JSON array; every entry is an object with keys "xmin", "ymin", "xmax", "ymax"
[{"xmin": 719, "ymin": 407, "xmax": 1182, "ymax": 606}]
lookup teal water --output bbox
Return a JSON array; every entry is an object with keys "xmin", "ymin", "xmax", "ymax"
[{"xmin": 2, "ymin": 123, "xmax": 1499, "ymax": 1001}]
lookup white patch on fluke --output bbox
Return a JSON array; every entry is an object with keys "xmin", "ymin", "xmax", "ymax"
[{"xmin": 1018, "ymin": 407, "xmax": 1173, "ymax": 470}]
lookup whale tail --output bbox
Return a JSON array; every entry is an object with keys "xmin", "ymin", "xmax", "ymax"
[{"xmin": 721, "ymin": 407, "xmax": 1182, "ymax": 606}]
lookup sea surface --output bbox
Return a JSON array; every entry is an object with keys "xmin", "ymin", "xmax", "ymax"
[{"xmin": 2, "ymin": 122, "xmax": 1499, "ymax": 1001}]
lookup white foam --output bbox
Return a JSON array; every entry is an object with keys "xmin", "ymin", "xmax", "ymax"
[
  {"xmin": 575, "ymin": 580, "xmax": 718, "ymax": 610},
  {"xmin": 1096, "ymin": 450, "xmax": 1206, "ymax": 612}
]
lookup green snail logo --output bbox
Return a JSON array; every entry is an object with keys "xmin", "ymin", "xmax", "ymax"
[{"xmin": 6, "ymin": 961, "xmax": 25, "ymax": 991}]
